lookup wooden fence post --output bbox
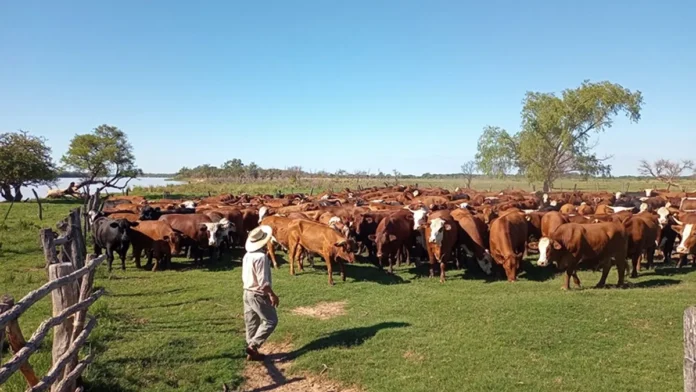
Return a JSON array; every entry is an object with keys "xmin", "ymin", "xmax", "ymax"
[
  {"xmin": 67, "ymin": 209, "xmax": 86, "ymax": 270},
  {"xmin": 685, "ymin": 307, "xmax": 696, "ymax": 391},
  {"xmin": 63, "ymin": 254, "xmax": 97, "ymax": 384},
  {"xmin": 0, "ymin": 295, "xmax": 40, "ymax": 387},
  {"xmin": 41, "ymin": 229, "xmax": 59, "ymax": 268},
  {"xmin": 48, "ymin": 263, "xmax": 79, "ymax": 392}
]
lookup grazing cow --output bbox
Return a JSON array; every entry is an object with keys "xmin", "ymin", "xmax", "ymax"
[
  {"xmin": 369, "ymin": 211, "xmax": 414, "ymax": 273},
  {"xmin": 287, "ymin": 220, "xmax": 355, "ymax": 285},
  {"xmin": 537, "ymin": 222, "xmax": 628, "ymax": 289},
  {"xmin": 488, "ymin": 210, "xmax": 528, "ymax": 281},
  {"xmin": 89, "ymin": 211, "xmax": 138, "ymax": 272},
  {"xmin": 130, "ymin": 221, "xmax": 183, "ymax": 271},
  {"xmin": 450, "ymin": 208, "xmax": 494, "ymax": 275},
  {"xmin": 422, "ymin": 210, "xmax": 458, "ymax": 283},
  {"xmin": 158, "ymin": 214, "xmax": 225, "ymax": 263}
]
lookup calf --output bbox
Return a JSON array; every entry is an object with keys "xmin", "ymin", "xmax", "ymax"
[
  {"xmin": 287, "ymin": 220, "xmax": 355, "ymax": 285},
  {"xmin": 130, "ymin": 221, "xmax": 183, "ymax": 271},
  {"xmin": 423, "ymin": 210, "xmax": 458, "ymax": 283},
  {"xmin": 537, "ymin": 222, "xmax": 628, "ymax": 290},
  {"xmin": 89, "ymin": 211, "xmax": 138, "ymax": 272},
  {"xmin": 488, "ymin": 209, "xmax": 528, "ymax": 282}
]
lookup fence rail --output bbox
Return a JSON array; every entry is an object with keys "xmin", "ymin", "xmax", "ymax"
[{"xmin": 0, "ymin": 207, "xmax": 104, "ymax": 392}]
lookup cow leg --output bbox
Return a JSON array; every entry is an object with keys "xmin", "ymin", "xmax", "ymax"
[
  {"xmin": 439, "ymin": 261, "xmax": 446, "ymax": 283},
  {"xmin": 132, "ymin": 244, "xmax": 143, "ymax": 268},
  {"xmin": 616, "ymin": 257, "xmax": 627, "ymax": 287},
  {"xmin": 428, "ymin": 255, "xmax": 435, "ymax": 279},
  {"xmin": 595, "ymin": 260, "xmax": 612, "ymax": 288},
  {"xmin": 646, "ymin": 247, "xmax": 655, "ymax": 270},
  {"xmin": 146, "ymin": 249, "xmax": 154, "ymax": 269},
  {"xmin": 562, "ymin": 270, "xmax": 571, "ymax": 290},
  {"xmin": 630, "ymin": 254, "xmax": 640, "ymax": 278},
  {"xmin": 106, "ymin": 247, "xmax": 115, "ymax": 272},
  {"xmin": 571, "ymin": 271, "xmax": 582, "ymax": 289},
  {"xmin": 119, "ymin": 249, "xmax": 127, "ymax": 271},
  {"xmin": 677, "ymin": 254, "xmax": 688, "ymax": 268},
  {"xmin": 94, "ymin": 243, "xmax": 103, "ymax": 256},
  {"xmin": 326, "ymin": 257, "xmax": 335, "ymax": 286},
  {"xmin": 289, "ymin": 240, "xmax": 298, "ymax": 276},
  {"xmin": 267, "ymin": 242, "xmax": 279, "ymax": 269},
  {"xmin": 339, "ymin": 259, "xmax": 346, "ymax": 282}
]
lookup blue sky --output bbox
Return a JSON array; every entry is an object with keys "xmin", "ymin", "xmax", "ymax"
[{"xmin": 1, "ymin": 0, "xmax": 695, "ymax": 175}]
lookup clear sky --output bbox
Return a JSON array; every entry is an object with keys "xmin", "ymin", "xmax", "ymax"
[{"xmin": 2, "ymin": 0, "xmax": 695, "ymax": 175}]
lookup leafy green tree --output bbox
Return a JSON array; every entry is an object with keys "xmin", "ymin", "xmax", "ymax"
[
  {"xmin": 476, "ymin": 80, "xmax": 643, "ymax": 192},
  {"xmin": 61, "ymin": 125, "xmax": 141, "ymax": 193},
  {"xmin": 222, "ymin": 159, "xmax": 245, "ymax": 178},
  {"xmin": 245, "ymin": 162, "xmax": 260, "ymax": 179},
  {"xmin": 0, "ymin": 131, "xmax": 58, "ymax": 201}
]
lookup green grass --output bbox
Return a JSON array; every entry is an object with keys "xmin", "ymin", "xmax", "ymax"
[
  {"xmin": 131, "ymin": 176, "xmax": 696, "ymax": 200},
  {"xmin": 2, "ymin": 200, "xmax": 695, "ymax": 391}
]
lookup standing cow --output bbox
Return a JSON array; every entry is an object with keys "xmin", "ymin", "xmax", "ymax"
[{"xmin": 89, "ymin": 211, "xmax": 139, "ymax": 272}]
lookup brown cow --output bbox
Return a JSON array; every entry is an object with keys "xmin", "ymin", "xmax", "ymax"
[
  {"xmin": 673, "ymin": 213, "xmax": 696, "ymax": 266},
  {"xmin": 105, "ymin": 212, "xmax": 140, "ymax": 222},
  {"xmin": 130, "ymin": 221, "xmax": 182, "ymax": 271},
  {"xmin": 451, "ymin": 209, "xmax": 494, "ymax": 275},
  {"xmin": 158, "ymin": 214, "xmax": 225, "ymax": 263},
  {"xmin": 369, "ymin": 210, "xmax": 414, "ymax": 274},
  {"xmin": 626, "ymin": 212, "xmax": 659, "ymax": 277},
  {"xmin": 260, "ymin": 215, "xmax": 294, "ymax": 268},
  {"xmin": 423, "ymin": 210, "xmax": 458, "ymax": 283},
  {"xmin": 287, "ymin": 220, "xmax": 355, "ymax": 285},
  {"xmin": 576, "ymin": 202, "xmax": 594, "ymax": 215},
  {"xmin": 489, "ymin": 209, "xmax": 528, "ymax": 281},
  {"xmin": 104, "ymin": 203, "xmax": 141, "ymax": 214},
  {"xmin": 537, "ymin": 222, "xmax": 628, "ymax": 289},
  {"xmin": 559, "ymin": 204, "xmax": 576, "ymax": 214}
]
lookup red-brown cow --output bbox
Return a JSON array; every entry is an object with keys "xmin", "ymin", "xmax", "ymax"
[
  {"xmin": 369, "ymin": 210, "xmax": 414, "ymax": 274},
  {"xmin": 287, "ymin": 220, "xmax": 355, "ymax": 285},
  {"xmin": 423, "ymin": 210, "xmax": 458, "ymax": 283},
  {"xmin": 537, "ymin": 222, "xmax": 628, "ymax": 290},
  {"xmin": 130, "ymin": 221, "xmax": 183, "ymax": 271},
  {"xmin": 489, "ymin": 209, "xmax": 528, "ymax": 281}
]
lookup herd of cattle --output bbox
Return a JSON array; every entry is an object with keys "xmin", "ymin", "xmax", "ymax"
[{"xmin": 89, "ymin": 185, "xmax": 696, "ymax": 288}]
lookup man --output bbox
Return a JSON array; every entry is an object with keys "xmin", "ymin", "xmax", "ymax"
[{"xmin": 242, "ymin": 225, "xmax": 279, "ymax": 361}]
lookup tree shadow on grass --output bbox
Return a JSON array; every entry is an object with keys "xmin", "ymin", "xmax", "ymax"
[{"xmin": 287, "ymin": 321, "xmax": 411, "ymax": 360}]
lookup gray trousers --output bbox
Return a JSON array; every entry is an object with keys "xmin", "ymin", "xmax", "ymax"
[{"xmin": 243, "ymin": 290, "xmax": 278, "ymax": 349}]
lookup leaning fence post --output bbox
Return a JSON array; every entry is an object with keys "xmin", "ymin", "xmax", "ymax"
[
  {"xmin": 48, "ymin": 263, "xmax": 79, "ymax": 392},
  {"xmin": 1, "ymin": 294, "xmax": 41, "ymax": 387},
  {"xmin": 685, "ymin": 307, "xmax": 696, "ymax": 391},
  {"xmin": 63, "ymin": 254, "xmax": 97, "ymax": 384},
  {"xmin": 41, "ymin": 229, "xmax": 59, "ymax": 269}
]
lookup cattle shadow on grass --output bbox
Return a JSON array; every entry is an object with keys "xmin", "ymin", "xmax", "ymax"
[
  {"xmin": 344, "ymin": 263, "xmax": 410, "ymax": 285},
  {"xmin": 517, "ymin": 262, "xmax": 556, "ymax": 282},
  {"xmin": 287, "ymin": 322, "xmax": 411, "ymax": 360},
  {"xmin": 650, "ymin": 266, "xmax": 696, "ymax": 276},
  {"xmin": 628, "ymin": 278, "xmax": 681, "ymax": 289}
]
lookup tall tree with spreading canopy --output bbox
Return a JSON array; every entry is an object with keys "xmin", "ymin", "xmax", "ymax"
[
  {"xmin": 0, "ymin": 131, "xmax": 58, "ymax": 201},
  {"xmin": 61, "ymin": 125, "xmax": 142, "ymax": 194},
  {"xmin": 476, "ymin": 80, "xmax": 643, "ymax": 192},
  {"xmin": 638, "ymin": 158, "xmax": 694, "ymax": 191}
]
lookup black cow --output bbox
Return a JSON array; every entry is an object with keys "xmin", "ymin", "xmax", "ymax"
[
  {"xmin": 139, "ymin": 205, "xmax": 163, "ymax": 220},
  {"xmin": 90, "ymin": 211, "xmax": 138, "ymax": 272}
]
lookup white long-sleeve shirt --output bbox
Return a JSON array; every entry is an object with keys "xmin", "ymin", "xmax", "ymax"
[{"xmin": 242, "ymin": 251, "xmax": 272, "ymax": 293}]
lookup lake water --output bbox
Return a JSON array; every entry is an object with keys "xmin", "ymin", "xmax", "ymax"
[{"xmin": 15, "ymin": 177, "xmax": 183, "ymax": 199}]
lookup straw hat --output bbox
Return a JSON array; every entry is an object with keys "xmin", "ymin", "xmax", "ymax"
[{"xmin": 245, "ymin": 225, "xmax": 273, "ymax": 252}]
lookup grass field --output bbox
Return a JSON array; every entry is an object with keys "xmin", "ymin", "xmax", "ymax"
[
  {"xmin": 2, "ymin": 199, "xmax": 695, "ymax": 391},
  {"xmin": 131, "ymin": 176, "xmax": 696, "ymax": 200}
]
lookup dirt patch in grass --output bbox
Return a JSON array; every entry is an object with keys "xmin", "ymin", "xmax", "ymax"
[
  {"xmin": 241, "ymin": 341, "xmax": 362, "ymax": 392},
  {"xmin": 291, "ymin": 301, "xmax": 347, "ymax": 320},
  {"xmin": 403, "ymin": 350, "xmax": 425, "ymax": 363}
]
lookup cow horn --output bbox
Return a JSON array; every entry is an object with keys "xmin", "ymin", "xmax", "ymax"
[{"xmin": 674, "ymin": 216, "xmax": 684, "ymax": 226}]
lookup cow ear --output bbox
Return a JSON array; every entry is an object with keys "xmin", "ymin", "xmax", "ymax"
[
  {"xmin": 130, "ymin": 221, "xmax": 139, "ymax": 227},
  {"xmin": 368, "ymin": 234, "xmax": 376, "ymax": 242},
  {"xmin": 109, "ymin": 222, "xmax": 119, "ymax": 228},
  {"xmin": 388, "ymin": 234, "xmax": 397, "ymax": 242},
  {"xmin": 552, "ymin": 241, "xmax": 562, "ymax": 250},
  {"xmin": 200, "ymin": 224, "xmax": 208, "ymax": 232},
  {"xmin": 444, "ymin": 224, "xmax": 452, "ymax": 231}
]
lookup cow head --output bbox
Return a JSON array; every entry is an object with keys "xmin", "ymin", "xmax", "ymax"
[
  {"xmin": 369, "ymin": 232, "xmax": 397, "ymax": 259},
  {"xmin": 353, "ymin": 214, "xmax": 375, "ymax": 235},
  {"xmin": 409, "ymin": 207, "xmax": 428, "ymax": 230},
  {"xmin": 536, "ymin": 237, "xmax": 563, "ymax": 267},
  {"xmin": 334, "ymin": 240, "xmax": 355, "ymax": 263},
  {"xmin": 201, "ymin": 222, "xmax": 225, "ymax": 247},
  {"xmin": 163, "ymin": 232, "xmax": 183, "ymax": 255},
  {"xmin": 258, "ymin": 206, "xmax": 269, "ymax": 223},
  {"xmin": 674, "ymin": 222, "xmax": 696, "ymax": 255},
  {"xmin": 480, "ymin": 207, "xmax": 497, "ymax": 224},
  {"xmin": 428, "ymin": 218, "xmax": 451, "ymax": 244},
  {"xmin": 88, "ymin": 210, "xmax": 105, "ymax": 224},
  {"xmin": 181, "ymin": 200, "xmax": 197, "ymax": 209},
  {"xmin": 110, "ymin": 219, "xmax": 138, "ymax": 244},
  {"xmin": 656, "ymin": 207, "xmax": 671, "ymax": 228},
  {"xmin": 139, "ymin": 206, "xmax": 162, "ymax": 221}
]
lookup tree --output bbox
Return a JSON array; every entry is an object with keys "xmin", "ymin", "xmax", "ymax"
[
  {"xmin": 476, "ymin": 80, "xmax": 643, "ymax": 192},
  {"xmin": 245, "ymin": 162, "xmax": 260, "ymax": 180},
  {"xmin": 638, "ymin": 158, "xmax": 694, "ymax": 191},
  {"xmin": 61, "ymin": 125, "xmax": 141, "ymax": 194},
  {"xmin": 222, "ymin": 159, "xmax": 244, "ymax": 178},
  {"xmin": 460, "ymin": 160, "xmax": 477, "ymax": 189},
  {"xmin": 0, "ymin": 131, "xmax": 58, "ymax": 201}
]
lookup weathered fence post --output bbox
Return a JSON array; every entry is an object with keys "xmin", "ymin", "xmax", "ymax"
[
  {"xmin": 0, "ymin": 295, "xmax": 40, "ymax": 387},
  {"xmin": 67, "ymin": 209, "xmax": 86, "ymax": 270},
  {"xmin": 64, "ymin": 254, "xmax": 98, "ymax": 383},
  {"xmin": 41, "ymin": 229, "xmax": 59, "ymax": 268},
  {"xmin": 686, "ymin": 307, "xmax": 696, "ymax": 391},
  {"xmin": 32, "ymin": 189, "xmax": 43, "ymax": 220},
  {"xmin": 48, "ymin": 263, "xmax": 79, "ymax": 392}
]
